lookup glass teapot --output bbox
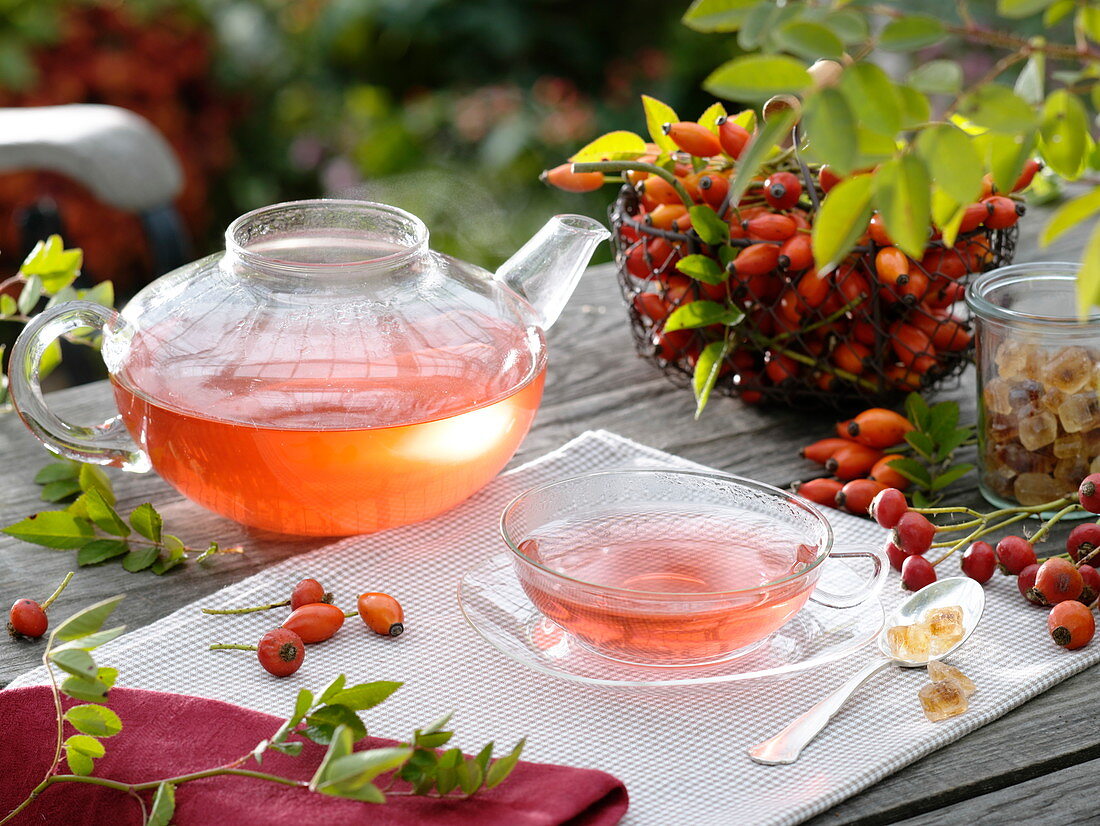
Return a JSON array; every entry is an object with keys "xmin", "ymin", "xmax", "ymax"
[{"xmin": 10, "ymin": 200, "xmax": 608, "ymax": 536}]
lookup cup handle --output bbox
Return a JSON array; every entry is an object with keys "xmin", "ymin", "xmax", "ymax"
[
  {"xmin": 8, "ymin": 300, "xmax": 149, "ymax": 471},
  {"xmin": 809, "ymin": 543, "xmax": 888, "ymax": 609}
]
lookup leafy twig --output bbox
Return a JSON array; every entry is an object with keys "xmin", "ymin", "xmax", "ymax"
[{"xmin": 886, "ymin": 393, "xmax": 975, "ymax": 507}]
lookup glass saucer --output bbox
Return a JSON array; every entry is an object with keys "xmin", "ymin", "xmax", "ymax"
[{"xmin": 458, "ymin": 552, "xmax": 885, "ymax": 687}]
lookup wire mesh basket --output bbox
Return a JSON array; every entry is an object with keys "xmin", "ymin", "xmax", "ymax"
[{"xmin": 611, "ymin": 183, "xmax": 1019, "ymax": 409}]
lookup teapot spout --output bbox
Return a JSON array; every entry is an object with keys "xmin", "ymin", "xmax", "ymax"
[{"xmin": 495, "ymin": 214, "xmax": 610, "ymax": 329}]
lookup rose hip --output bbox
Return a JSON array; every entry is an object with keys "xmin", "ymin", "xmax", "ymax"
[
  {"xmin": 257, "ymin": 628, "xmax": 305, "ymax": 677},
  {"xmin": 995, "ymin": 535, "xmax": 1037, "ymax": 575},
  {"xmin": 793, "ymin": 477, "xmax": 844, "ymax": 508},
  {"xmin": 894, "ymin": 512, "xmax": 935, "ymax": 555},
  {"xmin": 1017, "ymin": 564, "xmax": 1044, "ymax": 605},
  {"xmin": 8, "ymin": 599, "xmax": 48, "ymax": 639},
  {"xmin": 281, "ymin": 603, "xmax": 345, "ymax": 644},
  {"xmin": 870, "ymin": 488, "xmax": 908, "ymax": 529},
  {"xmin": 836, "ymin": 479, "xmax": 888, "ymax": 516},
  {"xmin": 960, "ymin": 541, "xmax": 996, "ymax": 584},
  {"xmin": 886, "ymin": 541, "xmax": 907, "ymax": 572},
  {"xmin": 1048, "ymin": 601, "xmax": 1095, "ymax": 650},
  {"xmin": 290, "ymin": 578, "xmax": 333, "ymax": 610},
  {"xmin": 1029, "ymin": 558, "xmax": 1084, "ymax": 605},
  {"xmin": 357, "ymin": 592, "xmax": 404, "ymax": 637},
  {"xmin": 901, "ymin": 555, "xmax": 937, "ymax": 591},
  {"xmin": 1079, "ymin": 474, "xmax": 1100, "ymax": 513},
  {"xmin": 1078, "ymin": 565, "xmax": 1100, "ymax": 605},
  {"xmin": 1067, "ymin": 523, "xmax": 1100, "ymax": 565}
]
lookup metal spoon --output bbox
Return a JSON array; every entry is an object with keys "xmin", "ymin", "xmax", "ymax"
[{"xmin": 748, "ymin": 576, "xmax": 985, "ymax": 766}]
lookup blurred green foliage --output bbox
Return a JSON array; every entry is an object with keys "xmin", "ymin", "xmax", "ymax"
[{"xmin": 1, "ymin": 0, "xmax": 733, "ymax": 268}]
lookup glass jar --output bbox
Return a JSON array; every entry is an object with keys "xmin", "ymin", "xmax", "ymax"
[{"xmin": 966, "ymin": 263, "xmax": 1100, "ymax": 511}]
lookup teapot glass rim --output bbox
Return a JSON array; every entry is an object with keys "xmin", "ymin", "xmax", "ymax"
[{"xmin": 225, "ymin": 199, "xmax": 430, "ymax": 275}]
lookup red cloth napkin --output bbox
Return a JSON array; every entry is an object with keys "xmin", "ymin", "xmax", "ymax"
[{"xmin": 0, "ymin": 685, "xmax": 628, "ymax": 825}]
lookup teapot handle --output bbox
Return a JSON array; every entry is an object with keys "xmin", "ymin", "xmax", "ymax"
[{"xmin": 8, "ymin": 301, "xmax": 150, "ymax": 471}]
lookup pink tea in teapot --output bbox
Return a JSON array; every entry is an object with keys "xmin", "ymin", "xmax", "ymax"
[{"xmin": 111, "ymin": 316, "xmax": 545, "ymax": 536}]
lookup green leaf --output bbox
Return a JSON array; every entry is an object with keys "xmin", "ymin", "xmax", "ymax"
[
  {"xmin": 998, "ymin": 0, "xmax": 1057, "ymax": 18},
  {"xmin": 129, "ymin": 503, "xmax": 162, "ymax": 543},
  {"xmin": 958, "ymin": 86, "xmax": 1037, "ymax": 134},
  {"xmin": 151, "ymin": 543, "xmax": 186, "ymax": 575},
  {"xmin": 676, "ymin": 255, "xmax": 725, "ymax": 285},
  {"xmin": 328, "ymin": 681, "xmax": 403, "ymax": 712},
  {"xmin": 682, "ymin": 0, "xmax": 759, "ymax": 32},
  {"xmin": 77, "ymin": 539, "xmax": 130, "ymax": 566},
  {"xmin": 1044, "ymin": 0, "xmax": 1075, "ymax": 25},
  {"xmin": 17, "ymin": 275, "xmax": 43, "ymax": 315},
  {"xmin": 78, "ymin": 464, "xmax": 115, "ymax": 506},
  {"xmin": 839, "ymin": 62, "xmax": 901, "ymax": 137},
  {"xmin": 915, "ymin": 124, "xmax": 984, "ymax": 209},
  {"xmin": 1041, "ymin": 186, "xmax": 1100, "ymax": 247},
  {"xmin": 927, "ymin": 400, "xmax": 960, "ymax": 439},
  {"xmin": 802, "ymin": 88, "xmax": 858, "ymax": 175},
  {"xmin": 294, "ymin": 689, "xmax": 315, "ymax": 722},
  {"xmin": 663, "ymin": 300, "xmax": 744, "ymax": 332},
  {"xmin": 35, "ymin": 461, "xmax": 79, "ymax": 485},
  {"xmin": 98, "ymin": 667, "xmax": 119, "ymax": 688},
  {"xmin": 642, "ymin": 95, "xmax": 678, "ymax": 153},
  {"xmin": 61, "ymin": 675, "xmax": 111, "ymax": 703},
  {"xmin": 422, "ymin": 712, "xmax": 455, "ymax": 735},
  {"xmin": 897, "ymin": 86, "xmax": 931, "ymax": 129},
  {"xmin": 53, "ymin": 625, "xmax": 125, "ymax": 652},
  {"xmin": 457, "ymin": 757, "xmax": 485, "ymax": 795},
  {"xmin": 65, "ymin": 733, "xmax": 105, "ymax": 759},
  {"xmin": 317, "ymin": 675, "xmax": 347, "ymax": 705},
  {"xmin": 1039, "ymin": 90, "xmax": 1091, "ymax": 180},
  {"xmin": 3, "ymin": 511, "xmax": 95, "ymax": 549},
  {"xmin": 54, "ymin": 595, "xmax": 124, "ymax": 641},
  {"xmin": 739, "ymin": 1, "xmax": 795, "ymax": 49},
  {"xmin": 725, "ymin": 107, "xmax": 799, "ymax": 208},
  {"xmin": 0, "ymin": 293, "xmax": 16, "ymax": 316},
  {"xmin": 688, "ymin": 205, "xmax": 730, "ymax": 246},
  {"xmin": 486, "ymin": 739, "xmax": 526, "ymax": 788},
  {"xmin": 83, "ymin": 488, "xmax": 130, "ymax": 537},
  {"xmin": 316, "ymin": 747, "xmax": 413, "ymax": 794},
  {"xmin": 825, "ymin": 9, "xmax": 870, "ymax": 44},
  {"xmin": 304, "ymin": 704, "xmax": 367, "ymax": 745},
  {"xmin": 83, "ymin": 281, "xmax": 114, "ymax": 308},
  {"xmin": 310, "ymin": 725, "xmax": 355, "ymax": 791},
  {"xmin": 936, "ymin": 427, "xmax": 974, "ymax": 461},
  {"xmin": 398, "ymin": 746, "xmax": 438, "ymax": 790},
  {"xmin": 65, "ymin": 703, "xmax": 122, "ymax": 737},
  {"xmin": 904, "ymin": 430, "xmax": 937, "ymax": 460},
  {"xmin": 1081, "ymin": 5, "xmax": 1100, "ymax": 41},
  {"xmin": 270, "ymin": 741, "xmax": 304, "ymax": 756},
  {"xmin": 698, "ymin": 102, "xmax": 727, "ymax": 132},
  {"xmin": 704, "ymin": 55, "xmax": 812, "ymax": 103},
  {"xmin": 693, "ymin": 340, "xmax": 731, "ymax": 420},
  {"xmin": 1014, "ymin": 53, "xmax": 1046, "ymax": 105},
  {"xmin": 38, "ymin": 339, "xmax": 62, "ymax": 381},
  {"xmin": 978, "ymin": 130, "xmax": 1038, "ymax": 195},
  {"xmin": 931, "ymin": 463, "xmax": 975, "ymax": 491},
  {"xmin": 435, "ymin": 748, "xmax": 462, "ymax": 795},
  {"xmin": 879, "ymin": 15, "xmax": 946, "ymax": 51},
  {"xmin": 122, "ymin": 547, "xmax": 158, "ymax": 573},
  {"xmin": 1079, "ymin": 221, "xmax": 1100, "ymax": 319},
  {"xmin": 20, "ymin": 235, "xmax": 83, "ymax": 293},
  {"xmin": 569, "ymin": 131, "xmax": 647, "ymax": 163},
  {"xmin": 148, "ymin": 782, "xmax": 176, "ymax": 826},
  {"xmin": 50, "ymin": 648, "xmax": 98, "ymax": 679},
  {"xmin": 905, "ymin": 392, "xmax": 931, "ymax": 430},
  {"xmin": 775, "ymin": 21, "xmax": 844, "ymax": 60},
  {"xmin": 886, "ymin": 457, "xmax": 933, "ymax": 488},
  {"xmin": 65, "ymin": 749, "xmax": 94, "ymax": 776},
  {"xmin": 41, "ymin": 478, "xmax": 83, "ymax": 503},
  {"xmin": 413, "ymin": 730, "xmax": 454, "ymax": 749},
  {"xmin": 194, "ymin": 542, "xmax": 220, "ymax": 564},
  {"xmin": 874, "ymin": 155, "xmax": 932, "ymax": 259},
  {"xmin": 812, "ymin": 173, "xmax": 875, "ymax": 273},
  {"xmin": 907, "ymin": 60, "xmax": 963, "ymax": 95}
]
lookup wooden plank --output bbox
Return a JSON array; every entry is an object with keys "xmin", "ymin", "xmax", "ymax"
[{"xmin": 0, "ymin": 205, "xmax": 1093, "ymax": 825}]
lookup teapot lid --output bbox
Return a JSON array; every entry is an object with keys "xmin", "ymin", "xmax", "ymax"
[{"xmin": 110, "ymin": 200, "xmax": 546, "ymax": 430}]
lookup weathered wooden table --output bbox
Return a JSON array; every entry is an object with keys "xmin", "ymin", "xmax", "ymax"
[{"xmin": 0, "ymin": 212, "xmax": 1092, "ymax": 824}]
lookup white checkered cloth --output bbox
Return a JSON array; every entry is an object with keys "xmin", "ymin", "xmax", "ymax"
[{"xmin": 10, "ymin": 431, "xmax": 1098, "ymax": 824}]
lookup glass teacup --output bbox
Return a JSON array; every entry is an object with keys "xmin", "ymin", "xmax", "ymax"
[{"xmin": 501, "ymin": 469, "xmax": 887, "ymax": 667}]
